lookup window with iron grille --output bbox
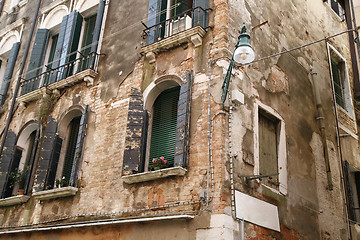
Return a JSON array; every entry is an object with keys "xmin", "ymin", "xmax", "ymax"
[
  {"xmin": 328, "ymin": 44, "xmax": 353, "ymax": 114},
  {"xmin": 22, "ymin": 1, "xmax": 106, "ymax": 95}
]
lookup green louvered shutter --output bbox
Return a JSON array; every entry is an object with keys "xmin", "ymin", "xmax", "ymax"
[
  {"xmin": 23, "ymin": 29, "xmax": 49, "ymax": 94},
  {"xmin": 69, "ymin": 105, "xmax": 88, "ymax": 187},
  {"xmin": 45, "ymin": 135, "xmax": 62, "ymax": 189},
  {"xmin": 192, "ymin": 0, "xmax": 208, "ymax": 29},
  {"xmin": 0, "ymin": 42, "xmax": 20, "ymax": 105},
  {"xmin": 79, "ymin": 15, "xmax": 97, "ymax": 71},
  {"xmin": 149, "ymin": 86, "xmax": 180, "ymax": 168},
  {"xmin": 62, "ymin": 116, "xmax": 80, "ymax": 185},
  {"xmin": 88, "ymin": 0, "xmax": 105, "ymax": 69},
  {"xmin": 174, "ymin": 71, "xmax": 192, "ymax": 167},
  {"xmin": 49, "ymin": 11, "xmax": 83, "ymax": 83},
  {"xmin": 48, "ymin": 15, "xmax": 68, "ymax": 84},
  {"xmin": 33, "ymin": 117, "xmax": 57, "ymax": 192},
  {"xmin": 0, "ymin": 130, "xmax": 16, "ymax": 198},
  {"xmin": 122, "ymin": 88, "xmax": 148, "ymax": 175}
]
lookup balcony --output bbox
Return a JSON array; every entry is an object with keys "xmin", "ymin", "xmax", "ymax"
[
  {"xmin": 18, "ymin": 52, "xmax": 100, "ymax": 103},
  {"xmin": 142, "ymin": 7, "xmax": 211, "ymax": 63}
]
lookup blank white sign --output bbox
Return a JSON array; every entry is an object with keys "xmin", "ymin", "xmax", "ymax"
[{"xmin": 235, "ymin": 190, "xmax": 280, "ymax": 232}]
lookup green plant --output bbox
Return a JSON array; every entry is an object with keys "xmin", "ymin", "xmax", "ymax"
[
  {"xmin": 9, "ymin": 167, "xmax": 28, "ymax": 189},
  {"xmin": 149, "ymin": 157, "xmax": 168, "ymax": 171},
  {"xmin": 55, "ymin": 177, "xmax": 69, "ymax": 188}
]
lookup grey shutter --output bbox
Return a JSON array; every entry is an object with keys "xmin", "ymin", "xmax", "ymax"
[
  {"xmin": 0, "ymin": 42, "xmax": 20, "ymax": 105},
  {"xmin": 49, "ymin": 11, "xmax": 83, "ymax": 83},
  {"xmin": 344, "ymin": 161, "xmax": 356, "ymax": 221},
  {"xmin": 146, "ymin": 0, "xmax": 166, "ymax": 45},
  {"xmin": 3, "ymin": 147, "xmax": 22, "ymax": 198},
  {"xmin": 45, "ymin": 135, "xmax": 62, "ymax": 189},
  {"xmin": 33, "ymin": 116, "xmax": 58, "ymax": 192},
  {"xmin": 122, "ymin": 88, "xmax": 148, "ymax": 175},
  {"xmin": 192, "ymin": 0, "xmax": 208, "ymax": 29},
  {"xmin": 0, "ymin": 130, "xmax": 16, "ymax": 198},
  {"xmin": 48, "ymin": 15, "xmax": 68, "ymax": 84},
  {"xmin": 174, "ymin": 71, "xmax": 192, "ymax": 167},
  {"xmin": 23, "ymin": 29, "xmax": 49, "ymax": 94},
  {"xmin": 62, "ymin": 11, "xmax": 83, "ymax": 79},
  {"xmin": 258, "ymin": 112, "xmax": 279, "ymax": 184},
  {"xmin": 90, "ymin": 0, "xmax": 105, "ymax": 55},
  {"xmin": 69, "ymin": 105, "xmax": 88, "ymax": 186}
]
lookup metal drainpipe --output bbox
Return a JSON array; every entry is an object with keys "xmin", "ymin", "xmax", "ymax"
[
  {"xmin": 0, "ymin": 0, "xmax": 43, "ymax": 162},
  {"xmin": 325, "ymin": 42, "xmax": 352, "ymax": 240},
  {"xmin": 310, "ymin": 67, "xmax": 333, "ymax": 190}
]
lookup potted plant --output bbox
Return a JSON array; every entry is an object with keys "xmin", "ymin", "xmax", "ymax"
[
  {"xmin": 55, "ymin": 176, "xmax": 69, "ymax": 188},
  {"xmin": 8, "ymin": 167, "xmax": 28, "ymax": 195},
  {"xmin": 149, "ymin": 157, "xmax": 168, "ymax": 171}
]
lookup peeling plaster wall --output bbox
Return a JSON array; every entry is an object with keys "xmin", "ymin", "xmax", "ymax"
[{"xmin": 0, "ymin": 0, "xmax": 358, "ymax": 239}]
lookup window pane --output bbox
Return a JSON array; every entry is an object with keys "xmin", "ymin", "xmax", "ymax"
[{"xmin": 331, "ymin": 59, "xmax": 345, "ymax": 108}]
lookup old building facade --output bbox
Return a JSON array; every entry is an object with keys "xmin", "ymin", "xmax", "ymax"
[{"xmin": 0, "ymin": 0, "xmax": 359, "ymax": 239}]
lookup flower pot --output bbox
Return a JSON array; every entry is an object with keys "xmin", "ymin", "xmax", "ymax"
[{"xmin": 18, "ymin": 189, "xmax": 24, "ymax": 196}]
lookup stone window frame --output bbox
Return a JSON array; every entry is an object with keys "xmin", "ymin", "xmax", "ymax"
[
  {"xmin": 253, "ymin": 101, "xmax": 287, "ymax": 195},
  {"xmin": 143, "ymin": 76, "xmax": 183, "ymax": 172},
  {"xmin": 327, "ymin": 43, "xmax": 357, "ymax": 136}
]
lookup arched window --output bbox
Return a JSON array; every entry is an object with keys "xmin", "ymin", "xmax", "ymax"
[
  {"xmin": 4, "ymin": 123, "xmax": 38, "ymax": 197},
  {"xmin": 149, "ymin": 86, "xmax": 180, "ymax": 168},
  {"xmin": 122, "ymin": 72, "xmax": 193, "ymax": 178}
]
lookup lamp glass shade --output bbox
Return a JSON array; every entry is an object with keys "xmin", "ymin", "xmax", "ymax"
[{"xmin": 233, "ymin": 45, "xmax": 255, "ymax": 64}]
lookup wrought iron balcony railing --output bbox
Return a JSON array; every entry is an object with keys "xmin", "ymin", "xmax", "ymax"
[
  {"xmin": 143, "ymin": 6, "xmax": 210, "ymax": 46},
  {"xmin": 21, "ymin": 51, "xmax": 100, "ymax": 95}
]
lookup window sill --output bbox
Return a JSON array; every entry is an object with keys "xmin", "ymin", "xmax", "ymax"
[
  {"xmin": 122, "ymin": 166, "xmax": 187, "ymax": 184},
  {"xmin": 142, "ymin": 26, "xmax": 206, "ymax": 63},
  {"xmin": 0, "ymin": 195, "xmax": 30, "ymax": 207},
  {"xmin": 32, "ymin": 186, "xmax": 78, "ymax": 200},
  {"xmin": 18, "ymin": 69, "xmax": 97, "ymax": 103}
]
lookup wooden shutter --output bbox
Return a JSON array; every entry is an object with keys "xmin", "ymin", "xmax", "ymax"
[
  {"xmin": 63, "ymin": 116, "xmax": 80, "ymax": 183},
  {"xmin": 344, "ymin": 161, "xmax": 356, "ymax": 221},
  {"xmin": 69, "ymin": 105, "xmax": 88, "ymax": 187},
  {"xmin": 79, "ymin": 15, "xmax": 97, "ymax": 71},
  {"xmin": 174, "ymin": 71, "xmax": 192, "ymax": 167},
  {"xmin": 89, "ymin": 0, "xmax": 106, "ymax": 68},
  {"xmin": 50, "ymin": 11, "xmax": 83, "ymax": 83},
  {"xmin": 259, "ymin": 112, "xmax": 278, "ymax": 182},
  {"xmin": 146, "ymin": 0, "xmax": 167, "ymax": 45},
  {"xmin": 192, "ymin": 0, "xmax": 208, "ymax": 28},
  {"xmin": 122, "ymin": 88, "xmax": 148, "ymax": 175},
  {"xmin": 23, "ymin": 29, "xmax": 49, "ymax": 94},
  {"xmin": 149, "ymin": 86, "xmax": 180, "ymax": 167},
  {"xmin": 0, "ymin": 42, "xmax": 20, "ymax": 105},
  {"xmin": 45, "ymin": 135, "xmax": 62, "ymax": 189},
  {"xmin": 3, "ymin": 147, "xmax": 22, "ymax": 198},
  {"xmin": 0, "ymin": 130, "xmax": 16, "ymax": 198},
  {"xmin": 33, "ymin": 116, "xmax": 58, "ymax": 192}
]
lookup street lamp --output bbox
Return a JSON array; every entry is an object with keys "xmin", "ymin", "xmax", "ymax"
[{"xmin": 222, "ymin": 24, "xmax": 255, "ymax": 107}]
